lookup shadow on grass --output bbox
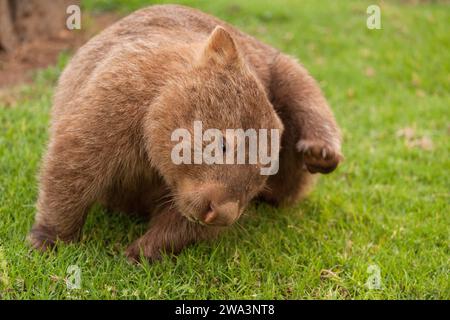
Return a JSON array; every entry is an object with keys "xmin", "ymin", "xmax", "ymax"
[{"xmin": 73, "ymin": 194, "xmax": 342, "ymax": 268}]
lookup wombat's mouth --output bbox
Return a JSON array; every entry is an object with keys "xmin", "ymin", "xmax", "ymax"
[
  {"xmin": 174, "ymin": 180, "xmax": 242, "ymax": 227},
  {"xmin": 184, "ymin": 214, "xmax": 207, "ymax": 226},
  {"xmin": 180, "ymin": 200, "xmax": 241, "ymax": 227}
]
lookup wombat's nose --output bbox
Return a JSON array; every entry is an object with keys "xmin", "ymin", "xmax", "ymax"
[{"xmin": 203, "ymin": 201, "xmax": 239, "ymax": 226}]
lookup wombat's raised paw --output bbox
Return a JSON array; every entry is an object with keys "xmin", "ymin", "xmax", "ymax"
[{"xmin": 296, "ymin": 139, "xmax": 343, "ymax": 174}]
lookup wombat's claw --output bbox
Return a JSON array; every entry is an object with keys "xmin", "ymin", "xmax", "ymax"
[{"xmin": 296, "ymin": 139, "xmax": 343, "ymax": 174}]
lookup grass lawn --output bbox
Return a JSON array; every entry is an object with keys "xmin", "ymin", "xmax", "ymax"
[{"xmin": 0, "ymin": 0, "xmax": 449, "ymax": 299}]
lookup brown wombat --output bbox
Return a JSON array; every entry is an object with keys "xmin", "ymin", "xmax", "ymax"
[{"xmin": 28, "ymin": 5, "xmax": 342, "ymax": 262}]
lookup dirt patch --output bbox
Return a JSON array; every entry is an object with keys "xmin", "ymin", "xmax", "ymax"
[{"xmin": 0, "ymin": 12, "xmax": 120, "ymax": 89}]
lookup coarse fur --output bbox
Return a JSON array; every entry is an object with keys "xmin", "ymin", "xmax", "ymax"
[{"xmin": 28, "ymin": 5, "xmax": 342, "ymax": 262}]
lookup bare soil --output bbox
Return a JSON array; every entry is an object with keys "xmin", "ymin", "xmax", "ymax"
[{"xmin": 0, "ymin": 13, "xmax": 120, "ymax": 88}]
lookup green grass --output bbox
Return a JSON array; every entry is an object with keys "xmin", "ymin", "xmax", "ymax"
[{"xmin": 0, "ymin": 0, "xmax": 449, "ymax": 299}]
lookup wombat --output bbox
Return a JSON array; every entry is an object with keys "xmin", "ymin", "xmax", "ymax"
[{"xmin": 28, "ymin": 5, "xmax": 342, "ymax": 262}]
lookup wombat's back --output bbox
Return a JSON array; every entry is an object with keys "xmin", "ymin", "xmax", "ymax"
[{"xmin": 53, "ymin": 5, "xmax": 276, "ymax": 118}]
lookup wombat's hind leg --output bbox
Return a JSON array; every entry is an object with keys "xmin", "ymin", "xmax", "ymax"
[
  {"xmin": 28, "ymin": 147, "xmax": 107, "ymax": 251},
  {"xmin": 27, "ymin": 224, "xmax": 59, "ymax": 251}
]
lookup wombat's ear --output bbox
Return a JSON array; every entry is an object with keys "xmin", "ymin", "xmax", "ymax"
[{"xmin": 202, "ymin": 26, "xmax": 239, "ymax": 65}]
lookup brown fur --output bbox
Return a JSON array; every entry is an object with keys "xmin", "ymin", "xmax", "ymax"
[{"xmin": 28, "ymin": 5, "xmax": 342, "ymax": 262}]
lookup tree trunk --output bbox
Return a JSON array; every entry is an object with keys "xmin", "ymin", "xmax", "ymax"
[{"xmin": 0, "ymin": 0, "xmax": 78, "ymax": 53}]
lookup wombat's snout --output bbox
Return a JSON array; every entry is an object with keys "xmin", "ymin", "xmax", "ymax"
[
  {"xmin": 202, "ymin": 201, "xmax": 239, "ymax": 226},
  {"xmin": 181, "ymin": 182, "xmax": 241, "ymax": 227}
]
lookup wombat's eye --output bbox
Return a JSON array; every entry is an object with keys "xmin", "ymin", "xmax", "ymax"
[{"xmin": 220, "ymin": 138, "xmax": 227, "ymax": 154}]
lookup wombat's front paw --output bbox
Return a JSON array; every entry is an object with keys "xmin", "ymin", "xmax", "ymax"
[
  {"xmin": 125, "ymin": 240, "xmax": 162, "ymax": 264},
  {"xmin": 296, "ymin": 139, "xmax": 343, "ymax": 174},
  {"xmin": 27, "ymin": 224, "xmax": 57, "ymax": 251}
]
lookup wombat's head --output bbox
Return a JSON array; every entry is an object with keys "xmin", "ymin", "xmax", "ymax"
[{"xmin": 146, "ymin": 26, "xmax": 283, "ymax": 226}]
